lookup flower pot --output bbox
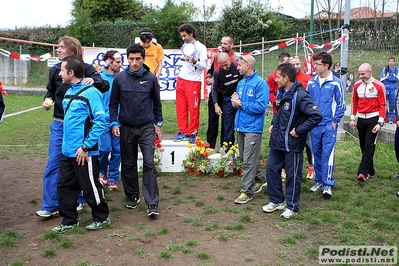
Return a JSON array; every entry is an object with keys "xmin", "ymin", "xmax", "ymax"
[
  {"xmin": 193, "ymin": 167, "xmax": 203, "ymax": 176},
  {"xmin": 187, "ymin": 166, "xmax": 193, "ymax": 174},
  {"xmin": 233, "ymin": 168, "xmax": 242, "ymax": 176},
  {"xmin": 215, "ymin": 169, "xmax": 225, "ymax": 177}
]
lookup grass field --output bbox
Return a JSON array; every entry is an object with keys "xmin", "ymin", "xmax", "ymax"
[{"xmin": 1, "ymin": 95, "xmax": 399, "ymax": 265}]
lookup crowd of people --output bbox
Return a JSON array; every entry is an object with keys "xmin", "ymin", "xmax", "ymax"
[{"xmin": 27, "ymin": 24, "xmax": 399, "ymax": 234}]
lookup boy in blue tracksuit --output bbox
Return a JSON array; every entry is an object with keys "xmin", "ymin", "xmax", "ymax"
[
  {"xmin": 51, "ymin": 55, "xmax": 110, "ymax": 234},
  {"xmin": 231, "ymin": 55, "xmax": 268, "ymax": 204},
  {"xmin": 380, "ymin": 57, "xmax": 399, "ymax": 124},
  {"xmin": 263, "ymin": 63, "xmax": 322, "ymax": 218},
  {"xmin": 98, "ymin": 50, "xmax": 123, "ymax": 190},
  {"xmin": 306, "ymin": 52, "xmax": 346, "ymax": 197}
]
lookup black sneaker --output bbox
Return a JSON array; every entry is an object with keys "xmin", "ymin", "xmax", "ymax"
[
  {"xmin": 147, "ymin": 205, "xmax": 159, "ymax": 216},
  {"xmin": 126, "ymin": 198, "xmax": 140, "ymax": 209}
]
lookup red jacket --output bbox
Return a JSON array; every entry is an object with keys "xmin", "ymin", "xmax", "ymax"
[
  {"xmin": 296, "ymin": 71, "xmax": 312, "ymax": 89},
  {"xmin": 267, "ymin": 71, "xmax": 278, "ymax": 114},
  {"xmin": 351, "ymin": 77, "xmax": 386, "ymax": 120}
]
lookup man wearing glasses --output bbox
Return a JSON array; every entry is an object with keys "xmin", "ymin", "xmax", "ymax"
[
  {"xmin": 231, "ymin": 55, "xmax": 269, "ymax": 204},
  {"xmin": 306, "ymin": 52, "xmax": 346, "ymax": 197}
]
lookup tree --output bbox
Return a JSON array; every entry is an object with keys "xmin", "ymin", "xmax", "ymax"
[
  {"xmin": 213, "ymin": 0, "xmax": 290, "ymax": 45},
  {"xmin": 141, "ymin": 0, "xmax": 196, "ymax": 48},
  {"xmin": 71, "ymin": 0, "xmax": 149, "ymax": 23},
  {"xmin": 200, "ymin": 1, "xmax": 217, "ymax": 46},
  {"xmin": 66, "ymin": 5, "xmax": 97, "ymax": 46}
]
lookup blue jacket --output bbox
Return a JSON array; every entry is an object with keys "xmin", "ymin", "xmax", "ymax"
[
  {"xmin": 109, "ymin": 64, "xmax": 163, "ymax": 127},
  {"xmin": 234, "ymin": 70, "xmax": 269, "ymax": 133},
  {"xmin": 99, "ymin": 70, "xmax": 118, "ymax": 126},
  {"xmin": 270, "ymin": 82, "xmax": 322, "ymax": 152},
  {"xmin": 307, "ymin": 72, "xmax": 346, "ymax": 126},
  {"xmin": 380, "ymin": 66, "xmax": 399, "ymax": 85},
  {"xmin": 62, "ymin": 83, "xmax": 107, "ymax": 157},
  {"xmin": 45, "ymin": 62, "xmax": 109, "ymax": 120}
]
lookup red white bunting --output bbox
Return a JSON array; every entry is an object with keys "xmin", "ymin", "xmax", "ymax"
[{"xmin": 0, "ymin": 48, "xmax": 52, "ymax": 61}]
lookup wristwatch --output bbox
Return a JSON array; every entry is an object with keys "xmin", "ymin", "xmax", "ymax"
[
  {"xmin": 377, "ymin": 121, "xmax": 384, "ymax": 127},
  {"xmin": 81, "ymin": 145, "xmax": 89, "ymax": 152}
]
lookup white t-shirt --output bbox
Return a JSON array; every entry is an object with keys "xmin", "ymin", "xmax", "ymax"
[{"xmin": 178, "ymin": 40, "xmax": 208, "ymax": 82}]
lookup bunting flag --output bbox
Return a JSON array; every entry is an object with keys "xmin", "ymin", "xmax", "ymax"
[
  {"xmin": 0, "ymin": 48, "xmax": 52, "ymax": 61},
  {"xmin": 0, "ymin": 81, "xmax": 7, "ymax": 95},
  {"xmin": 237, "ymin": 34, "xmax": 347, "ymax": 58}
]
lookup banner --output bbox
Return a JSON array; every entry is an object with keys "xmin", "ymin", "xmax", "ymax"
[{"xmin": 83, "ymin": 47, "xmax": 219, "ymax": 101}]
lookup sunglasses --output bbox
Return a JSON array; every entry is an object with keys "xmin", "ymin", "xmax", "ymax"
[
  {"xmin": 288, "ymin": 56, "xmax": 299, "ymax": 60},
  {"xmin": 239, "ymin": 56, "xmax": 249, "ymax": 64}
]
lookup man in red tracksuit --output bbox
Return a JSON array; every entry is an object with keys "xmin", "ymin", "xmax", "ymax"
[
  {"xmin": 173, "ymin": 23, "xmax": 207, "ymax": 143},
  {"xmin": 267, "ymin": 52, "xmax": 290, "ymax": 114},
  {"xmin": 350, "ymin": 63, "xmax": 386, "ymax": 182}
]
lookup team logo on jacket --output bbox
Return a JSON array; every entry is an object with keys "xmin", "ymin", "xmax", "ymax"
[{"xmin": 283, "ymin": 102, "xmax": 290, "ymax": 110}]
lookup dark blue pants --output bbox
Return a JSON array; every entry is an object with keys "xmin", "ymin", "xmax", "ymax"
[
  {"xmin": 206, "ymin": 91, "xmax": 224, "ymax": 149},
  {"xmin": 222, "ymin": 95, "xmax": 236, "ymax": 145},
  {"xmin": 267, "ymin": 149, "xmax": 303, "ymax": 212}
]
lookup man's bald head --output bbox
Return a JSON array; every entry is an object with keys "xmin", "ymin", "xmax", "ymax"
[
  {"xmin": 218, "ymin": 52, "xmax": 231, "ymax": 71},
  {"xmin": 238, "ymin": 55, "xmax": 256, "ymax": 76},
  {"xmin": 358, "ymin": 63, "xmax": 373, "ymax": 82},
  {"xmin": 358, "ymin": 63, "xmax": 372, "ymax": 72}
]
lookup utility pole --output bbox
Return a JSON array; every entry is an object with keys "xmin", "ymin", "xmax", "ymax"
[
  {"xmin": 338, "ymin": 0, "xmax": 350, "ymax": 136},
  {"xmin": 310, "ymin": 0, "xmax": 315, "ymax": 43}
]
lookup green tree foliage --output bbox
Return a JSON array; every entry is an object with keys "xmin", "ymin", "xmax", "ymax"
[
  {"xmin": 213, "ymin": 0, "xmax": 290, "ymax": 44},
  {"xmin": 66, "ymin": 6, "xmax": 96, "ymax": 46},
  {"xmin": 141, "ymin": 0, "xmax": 196, "ymax": 48},
  {"xmin": 73, "ymin": 0, "xmax": 149, "ymax": 23}
]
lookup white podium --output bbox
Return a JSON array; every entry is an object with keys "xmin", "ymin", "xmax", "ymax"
[{"xmin": 120, "ymin": 140, "xmax": 223, "ymax": 173}]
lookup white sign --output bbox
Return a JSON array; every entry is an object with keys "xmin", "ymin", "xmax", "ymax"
[{"xmin": 47, "ymin": 56, "xmax": 60, "ymax": 68}]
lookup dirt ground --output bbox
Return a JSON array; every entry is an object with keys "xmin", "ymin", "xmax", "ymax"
[{"xmin": 0, "ymin": 155, "xmax": 317, "ymax": 266}]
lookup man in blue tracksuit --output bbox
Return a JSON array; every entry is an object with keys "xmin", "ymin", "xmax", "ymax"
[
  {"xmin": 109, "ymin": 44, "xmax": 163, "ymax": 216},
  {"xmin": 52, "ymin": 55, "xmax": 110, "ymax": 234},
  {"xmin": 262, "ymin": 63, "xmax": 322, "ymax": 219},
  {"xmin": 380, "ymin": 57, "xmax": 399, "ymax": 124},
  {"xmin": 98, "ymin": 50, "xmax": 122, "ymax": 191},
  {"xmin": 231, "ymin": 55, "xmax": 268, "ymax": 204},
  {"xmin": 307, "ymin": 52, "xmax": 346, "ymax": 197}
]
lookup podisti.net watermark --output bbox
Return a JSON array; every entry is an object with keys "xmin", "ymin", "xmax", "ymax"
[{"xmin": 319, "ymin": 246, "xmax": 397, "ymax": 265}]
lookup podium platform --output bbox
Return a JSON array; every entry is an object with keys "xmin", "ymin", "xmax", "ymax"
[{"xmin": 120, "ymin": 140, "xmax": 223, "ymax": 173}]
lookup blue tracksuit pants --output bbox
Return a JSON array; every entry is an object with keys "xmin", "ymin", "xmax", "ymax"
[
  {"xmin": 41, "ymin": 120, "xmax": 84, "ymax": 211},
  {"xmin": 99, "ymin": 130, "xmax": 121, "ymax": 184},
  {"xmin": 385, "ymin": 83, "xmax": 397, "ymax": 122},
  {"xmin": 310, "ymin": 124, "xmax": 337, "ymax": 187}
]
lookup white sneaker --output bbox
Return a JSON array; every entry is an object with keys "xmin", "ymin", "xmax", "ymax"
[
  {"xmin": 323, "ymin": 185, "xmax": 333, "ymax": 197},
  {"xmin": 280, "ymin": 208, "xmax": 297, "ymax": 219},
  {"xmin": 310, "ymin": 182, "xmax": 323, "ymax": 192},
  {"xmin": 262, "ymin": 202, "xmax": 286, "ymax": 213},
  {"xmin": 77, "ymin": 203, "xmax": 84, "ymax": 212},
  {"xmin": 36, "ymin": 210, "xmax": 59, "ymax": 218}
]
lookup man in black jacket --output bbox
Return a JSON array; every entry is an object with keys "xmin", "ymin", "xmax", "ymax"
[
  {"xmin": 109, "ymin": 44, "xmax": 163, "ymax": 217},
  {"xmin": 36, "ymin": 36, "xmax": 109, "ymax": 219},
  {"xmin": 262, "ymin": 63, "xmax": 322, "ymax": 219}
]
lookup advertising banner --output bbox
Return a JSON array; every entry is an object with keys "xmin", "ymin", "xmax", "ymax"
[{"xmin": 83, "ymin": 47, "xmax": 219, "ymax": 101}]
